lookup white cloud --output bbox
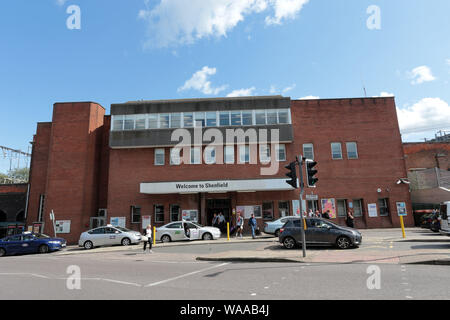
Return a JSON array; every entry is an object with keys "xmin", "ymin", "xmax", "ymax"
[
  {"xmin": 138, "ymin": 0, "xmax": 309, "ymax": 47},
  {"xmin": 265, "ymin": 0, "xmax": 310, "ymax": 25},
  {"xmin": 282, "ymin": 84, "xmax": 296, "ymax": 93},
  {"xmin": 408, "ymin": 66, "xmax": 436, "ymax": 85},
  {"xmin": 178, "ymin": 66, "xmax": 227, "ymax": 95},
  {"xmin": 299, "ymin": 95, "xmax": 319, "ymax": 100},
  {"xmin": 380, "ymin": 92, "xmax": 394, "ymax": 97},
  {"xmin": 397, "ymin": 98, "xmax": 450, "ymax": 135},
  {"xmin": 226, "ymin": 87, "xmax": 256, "ymax": 97}
]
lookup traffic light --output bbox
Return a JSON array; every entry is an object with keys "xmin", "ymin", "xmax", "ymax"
[
  {"xmin": 306, "ymin": 160, "xmax": 318, "ymax": 187},
  {"xmin": 285, "ymin": 161, "xmax": 298, "ymax": 189}
]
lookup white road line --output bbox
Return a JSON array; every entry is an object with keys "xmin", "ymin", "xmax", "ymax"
[
  {"xmin": 100, "ymin": 278, "xmax": 142, "ymax": 287},
  {"xmin": 145, "ymin": 263, "xmax": 229, "ymax": 288}
]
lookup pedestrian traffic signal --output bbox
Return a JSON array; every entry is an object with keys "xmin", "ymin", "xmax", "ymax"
[
  {"xmin": 306, "ymin": 160, "xmax": 318, "ymax": 187},
  {"xmin": 285, "ymin": 161, "xmax": 298, "ymax": 189}
]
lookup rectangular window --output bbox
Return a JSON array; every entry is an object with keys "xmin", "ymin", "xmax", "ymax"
[
  {"xmin": 231, "ymin": 111, "xmax": 241, "ymax": 126},
  {"xmin": 239, "ymin": 145, "xmax": 250, "ymax": 163},
  {"xmin": 148, "ymin": 114, "xmax": 158, "ymax": 129},
  {"xmin": 331, "ymin": 142, "xmax": 343, "ymax": 160},
  {"xmin": 346, "ymin": 142, "xmax": 358, "ymax": 159},
  {"xmin": 219, "ymin": 112, "xmax": 230, "ymax": 126},
  {"xmin": 112, "ymin": 116, "xmax": 124, "ymax": 131},
  {"xmin": 263, "ymin": 202, "xmax": 274, "ymax": 220},
  {"xmin": 303, "ymin": 143, "xmax": 314, "ymax": 160},
  {"xmin": 131, "ymin": 206, "xmax": 141, "ymax": 224},
  {"xmin": 353, "ymin": 199, "xmax": 363, "ymax": 217},
  {"xmin": 155, "ymin": 205, "xmax": 164, "ymax": 223},
  {"xmin": 159, "ymin": 114, "xmax": 170, "ymax": 128},
  {"xmin": 194, "ymin": 112, "xmax": 205, "ymax": 127},
  {"xmin": 224, "ymin": 146, "xmax": 235, "ymax": 164},
  {"xmin": 124, "ymin": 115, "xmax": 135, "ymax": 130},
  {"xmin": 190, "ymin": 147, "xmax": 201, "ymax": 164},
  {"xmin": 255, "ymin": 110, "xmax": 266, "ymax": 125},
  {"xmin": 154, "ymin": 149, "xmax": 165, "ymax": 166},
  {"xmin": 278, "ymin": 201, "xmax": 290, "ymax": 217},
  {"xmin": 170, "ymin": 148, "xmax": 181, "ymax": 165},
  {"xmin": 135, "ymin": 115, "xmax": 147, "ymax": 130},
  {"xmin": 337, "ymin": 199, "xmax": 347, "ymax": 217},
  {"xmin": 266, "ymin": 110, "xmax": 278, "ymax": 125},
  {"xmin": 278, "ymin": 109, "xmax": 290, "ymax": 124},
  {"xmin": 206, "ymin": 112, "xmax": 217, "ymax": 127},
  {"xmin": 204, "ymin": 146, "xmax": 216, "ymax": 164},
  {"xmin": 242, "ymin": 111, "xmax": 253, "ymax": 126},
  {"xmin": 276, "ymin": 144, "xmax": 286, "ymax": 161},
  {"xmin": 170, "ymin": 205, "xmax": 181, "ymax": 222},
  {"xmin": 170, "ymin": 113, "xmax": 181, "ymax": 128},
  {"xmin": 183, "ymin": 113, "xmax": 194, "ymax": 128},
  {"xmin": 379, "ymin": 198, "xmax": 390, "ymax": 217},
  {"xmin": 259, "ymin": 145, "xmax": 271, "ymax": 163}
]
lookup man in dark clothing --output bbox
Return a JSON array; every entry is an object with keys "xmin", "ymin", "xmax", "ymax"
[{"xmin": 322, "ymin": 210, "xmax": 331, "ymax": 219}]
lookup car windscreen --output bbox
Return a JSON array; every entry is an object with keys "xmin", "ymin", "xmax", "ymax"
[
  {"xmin": 114, "ymin": 227, "xmax": 132, "ymax": 232},
  {"xmin": 33, "ymin": 233, "xmax": 50, "ymax": 239}
]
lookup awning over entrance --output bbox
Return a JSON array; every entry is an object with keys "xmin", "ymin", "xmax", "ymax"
[{"xmin": 140, "ymin": 178, "xmax": 295, "ymax": 194}]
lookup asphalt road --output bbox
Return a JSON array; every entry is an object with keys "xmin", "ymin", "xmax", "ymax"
[{"xmin": 1, "ymin": 248, "xmax": 449, "ymax": 300}]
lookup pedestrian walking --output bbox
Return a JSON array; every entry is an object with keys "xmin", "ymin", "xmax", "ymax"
[
  {"xmin": 143, "ymin": 224, "xmax": 153, "ymax": 253},
  {"xmin": 315, "ymin": 210, "xmax": 321, "ymax": 218},
  {"xmin": 248, "ymin": 214, "xmax": 257, "ymax": 239},
  {"xmin": 308, "ymin": 209, "xmax": 314, "ymax": 218},
  {"xmin": 235, "ymin": 213, "xmax": 244, "ymax": 238},
  {"xmin": 346, "ymin": 209, "xmax": 355, "ymax": 228},
  {"xmin": 322, "ymin": 210, "xmax": 331, "ymax": 220},
  {"xmin": 218, "ymin": 212, "xmax": 225, "ymax": 233}
]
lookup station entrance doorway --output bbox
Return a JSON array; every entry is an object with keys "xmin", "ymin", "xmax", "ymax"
[{"xmin": 206, "ymin": 199, "xmax": 231, "ymax": 233}]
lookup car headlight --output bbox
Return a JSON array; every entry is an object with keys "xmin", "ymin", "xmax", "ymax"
[{"xmin": 48, "ymin": 241, "xmax": 61, "ymax": 244}]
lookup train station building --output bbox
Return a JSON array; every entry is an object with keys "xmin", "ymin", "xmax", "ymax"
[{"xmin": 24, "ymin": 96, "xmax": 414, "ymax": 244}]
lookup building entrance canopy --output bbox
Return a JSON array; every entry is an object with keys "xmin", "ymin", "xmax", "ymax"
[{"xmin": 140, "ymin": 178, "xmax": 294, "ymax": 194}]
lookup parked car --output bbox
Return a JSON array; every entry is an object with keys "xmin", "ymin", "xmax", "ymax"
[
  {"xmin": 78, "ymin": 225, "xmax": 142, "ymax": 250},
  {"xmin": 264, "ymin": 216, "xmax": 298, "ymax": 237},
  {"xmin": 155, "ymin": 221, "xmax": 221, "ymax": 243},
  {"xmin": 0, "ymin": 232, "xmax": 66, "ymax": 257},
  {"xmin": 279, "ymin": 218, "xmax": 362, "ymax": 250},
  {"xmin": 420, "ymin": 213, "xmax": 434, "ymax": 229}
]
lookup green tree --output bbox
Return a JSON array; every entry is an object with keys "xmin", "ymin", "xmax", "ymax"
[{"xmin": 5, "ymin": 168, "xmax": 29, "ymax": 183}]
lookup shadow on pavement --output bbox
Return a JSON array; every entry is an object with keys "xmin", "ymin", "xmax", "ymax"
[{"xmin": 410, "ymin": 244, "xmax": 450, "ymax": 250}]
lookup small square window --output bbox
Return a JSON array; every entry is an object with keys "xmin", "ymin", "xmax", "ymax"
[
  {"xmin": 255, "ymin": 111, "xmax": 266, "ymax": 125},
  {"xmin": 303, "ymin": 143, "xmax": 314, "ymax": 161},
  {"xmin": 331, "ymin": 143, "xmax": 343, "ymax": 160},
  {"xmin": 155, "ymin": 205, "xmax": 164, "ymax": 223},
  {"xmin": 259, "ymin": 145, "xmax": 271, "ymax": 163},
  {"xmin": 170, "ymin": 148, "xmax": 181, "ymax": 165},
  {"xmin": 276, "ymin": 144, "xmax": 286, "ymax": 161},
  {"xmin": 159, "ymin": 114, "xmax": 170, "ymax": 128},
  {"xmin": 148, "ymin": 114, "xmax": 158, "ymax": 129},
  {"xmin": 183, "ymin": 113, "xmax": 194, "ymax": 128},
  {"xmin": 131, "ymin": 206, "xmax": 141, "ymax": 224},
  {"xmin": 346, "ymin": 142, "xmax": 358, "ymax": 159},
  {"xmin": 155, "ymin": 149, "xmax": 165, "ymax": 166},
  {"xmin": 171, "ymin": 113, "xmax": 181, "ymax": 128},
  {"xmin": 220, "ymin": 112, "xmax": 230, "ymax": 126}
]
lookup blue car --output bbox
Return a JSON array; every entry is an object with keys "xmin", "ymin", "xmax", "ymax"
[{"xmin": 0, "ymin": 232, "xmax": 67, "ymax": 257}]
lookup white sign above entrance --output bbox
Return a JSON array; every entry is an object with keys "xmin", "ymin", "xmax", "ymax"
[{"xmin": 140, "ymin": 179, "xmax": 295, "ymax": 195}]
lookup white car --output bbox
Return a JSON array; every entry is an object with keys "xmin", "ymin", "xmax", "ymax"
[
  {"xmin": 155, "ymin": 221, "xmax": 221, "ymax": 243},
  {"xmin": 78, "ymin": 225, "xmax": 142, "ymax": 250}
]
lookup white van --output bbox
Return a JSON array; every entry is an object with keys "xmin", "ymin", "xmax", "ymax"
[{"xmin": 439, "ymin": 201, "xmax": 450, "ymax": 236}]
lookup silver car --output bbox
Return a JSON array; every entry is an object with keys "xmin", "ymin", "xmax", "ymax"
[
  {"xmin": 78, "ymin": 225, "xmax": 142, "ymax": 250},
  {"xmin": 264, "ymin": 216, "xmax": 298, "ymax": 237},
  {"xmin": 155, "ymin": 221, "xmax": 221, "ymax": 243}
]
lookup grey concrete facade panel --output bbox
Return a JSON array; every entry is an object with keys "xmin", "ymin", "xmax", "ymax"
[
  {"xmin": 109, "ymin": 125, "xmax": 293, "ymax": 148},
  {"xmin": 111, "ymin": 96, "xmax": 291, "ymax": 115}
]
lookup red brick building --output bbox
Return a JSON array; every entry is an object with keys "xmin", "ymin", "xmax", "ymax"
[
  {"xmin": 0, "ymin": 184, "xmax": 28, "ymax": 238},
  {"xmin": 26, "ymin": 96, "xmax": 413, "ymax": 244}
]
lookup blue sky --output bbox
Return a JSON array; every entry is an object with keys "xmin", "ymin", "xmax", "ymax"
[{"xmin": 1, "ymin": 0, "xmax": 449, "ymax": 173}]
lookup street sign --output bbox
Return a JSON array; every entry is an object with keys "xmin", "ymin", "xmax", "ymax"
[
  {"xmin": 306, "ymin": 194, "xmax": 318, "ymax": 200},
  {"xmin": 396, "ymin": 202, "xmax": 407, "ymax": 216}
]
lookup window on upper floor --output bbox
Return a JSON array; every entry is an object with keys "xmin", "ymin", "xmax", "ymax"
[
  {"xmin": 170, "ymin": 148, "xmax": 181, "ymax": 165},
  {"xmin": 206, "ymin": 112, "xmax": 217, "ymax": 127},
  {"xmin": 346, "ymin": 142, "xmax": 358, "ymax": 159},
  {"xmin": 220, "ymin": 112, "xmax": 230, "ymax": 126},
  {"xmin": 303, "ymin": 143, "xmax": 314, "ymax": 161},
  {"xmin": 276, "ymin": 144, "xmax": 286, "ymax": 162},
  {"xmin": 331, "ymin": 142, "xmax": 343, "ymax": 160},
  {"xmin": 259, "ymin": 145, "xmax": 271, "ymax": 164},
  {"xmin": 224, "ymin": 145, "xmax": 235, "ymax": 164},
  {"xmin": 204, "ymin": 146, "xmax": 216, "ymax": 164},
  {"xmin": 190, "ymin": 147, "xmax": 201, "ymax": 164},
  {"xmin": 154, "ymin": 148, "xmax": 165, "ymax": 166}
]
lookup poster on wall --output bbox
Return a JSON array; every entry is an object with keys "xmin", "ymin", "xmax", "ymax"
[
  {"xmin": 182, "ymin": 210, "xmax": 199, "ymax": 222},
  {"xmin": 368, "ymin": 204, "xmax": 378, "ymax": 217},
  {"xmin": 320, "ymin": 199, "xmax": 336, "ymax": 219},
  {"xmin": 55, "ymin": 220, "xmax": 71, "ymax": 234},
  {"xmin": 396, "ymin": 202, "xmax": 407, "ymax": 216},
  {"xmin": 110, "ymin": 217, "xmax": 126, "ymax": 228},
  {"xmin": 292, "ymin": 200, "xmax": 307, "ymax": 217},
  {"xmin": 142, "ymin": 216, "xmax": 151, "ymax": 230},
  {"xmin": 236, "ymin": 206, "xmax": 262, "ymax": 219}
]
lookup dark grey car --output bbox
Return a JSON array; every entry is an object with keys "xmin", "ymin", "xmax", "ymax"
[{"xmin": 279, "ymin": 218, "xmax": 362, "ymax": 249}]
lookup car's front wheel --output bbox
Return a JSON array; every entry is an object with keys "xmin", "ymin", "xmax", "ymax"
[
  {"xmin": 336, "ymin": 236, "xmax": 351, "ymax": 249},
  {"xmin": 283, "ymin": 237, "xmax": 296, "ymax": 249},
  {"xmin": 84, "ymin": 241, "xmax": 94, "ymax": 250},
  {"xmin": 161, "ymin": 235, "xmax": 171, "ymax": 243},
  {"xmin": 202, "ymin": 233, "xmax": 213, "ymax": 240},
  {"xmin": 121, "ymin": 238, "xmax": 131, "ymax": 246},
  {"xmin": 0, "ymin": 248, "xmax": 6, "ymax": 257},
  {"xmin": 39, "ymin": 245, "xmax": 49, "ymax": 254}
]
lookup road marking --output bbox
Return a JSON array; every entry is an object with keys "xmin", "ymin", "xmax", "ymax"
[
  {"xmin": 406, "ymin": 296, "xmax": 413, "ymax": 299},
  {"xmin": 251, "ymin": 293, "xmax": 257, "ymax": 296},
  {"xmin": 101, "ymin": 278, "xmax": 141, "ymax": 287},
  {"xmin": 145, "ymin": 263, "xmax": 229, "ymax": 287}
]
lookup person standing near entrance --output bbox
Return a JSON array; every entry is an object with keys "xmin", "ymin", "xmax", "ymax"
[
  {"xmin": 143, "ymin": 224, "xmax": 153, "ymax": 253},
  {"xmin": 218, "ymin": 212, "xmax": 225, "ymax": 233},
  {"xmin": 248, "ymin": 214, "xmax": 257, "ymax": 239},
  {"xmin": 235, "ymin": 213, "xmax": 244, "ymax": 238},
  {"xmin": 346, "ymin": 209, "xmax": 355, "ymax": 228},
  {"xmin": 212, "ymin": 213, "xmax": 218, "ymax": 228}
]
